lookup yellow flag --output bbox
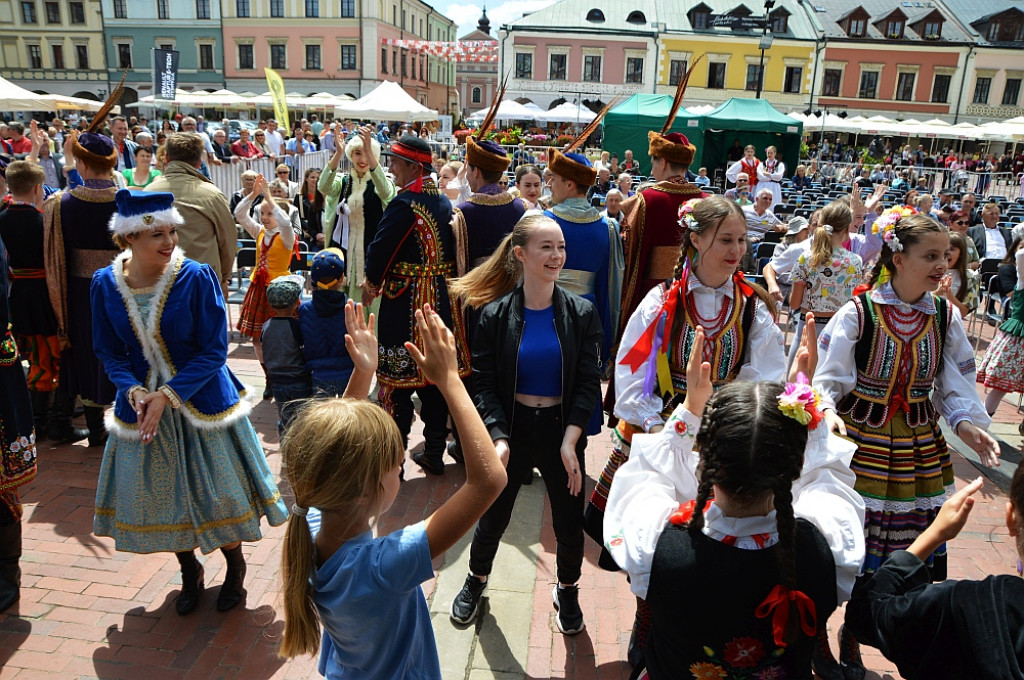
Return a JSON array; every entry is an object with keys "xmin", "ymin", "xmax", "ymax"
[{"xmin": 264, "ymin": 67, "xmax": 290, "ymax": 132}]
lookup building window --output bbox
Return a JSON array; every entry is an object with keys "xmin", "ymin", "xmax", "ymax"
[
  {"xmin": 236, "ymin": 0, "xmax": 249, "ymax": 16},
  {"xmin": 391, "ymin": 50, "xmax": 396, "ymax": 75},
  {"xmin": 199, "ymin": 43, "xmax": 214, "ymax": 69},
  {"xmin": 783, "ymin": 66, "xmax": 802, "ymax": 93},
  {"xmin": 770, "ymin": 12, "xmax": 788, "ymax": 32},
  {"xmin": 583, "ymin": 55, "xmax": 601, "ymax": 82},
  {"xmin": 196, "ymin": 0, "xmax": 209, "ymax": 18},
  {"xmin": 987, "ymin": 22, "xmax": 1000, "ymax": 41},
  {"xmin": 515, "ymin": 53, "xmax": 532, "ymax": 78},
  {"xmin": 923, "ymin": 20, "xmax": 941, "ymax": 37},
  {"xmin": 44, "ymin": 1, "xmax": 58, "ymax": 22},
  {"xmin": 270, "ymin": 0, "xmax": 283, "ymax": 18},
  {"xmin": 51, "ymin": 43, "xmax": 64, "ymax": 68},
  {"xmin": 341, "ymin": 44, "xmax": 356, "ymax": 69},
  {"xmin": 75, "ymin": 44, "xmax": 89, "ymax": 69},
  {"xmin": 305, "ymin": 44, "xmax": 321, "ymax": 70},
  {"xmin": 885, "ymin": 20, "xmax": 904, "ymax": 38},
  {"xmin": 626, "ymin": 57, "xmax": 643, "ymax": 83},
  {"xmin": 931, "ymin": 74, "xmax": 950, "ymax": 102},
  {"xmin": 341, "ymin": 0, "xmax": 354, "ymax": 17},
  {"xmin": 707, "ymin": 62, "xmax": 726, "ymax": 89},
  {"xmin": 586, "ymin": 8, "xmax": 604, "ymax": 21},
  {"xmin": 305, "ymin": 0, "xmax": 318, "ymax": 17},
  {"xmin": 69, "ymin": 1, "xmax": 84, "ymax": 22},
  {"xmin": 822, "ymin": 68, "xmax": 842, "ymax": 96},
  {"xmin": 692, "ymin": 9, "xmax": 709, "ymax": 28},
  {"xmin": 381, "ymin": 47, "xmax": 387, "ymax": 73},
  {"xmin": 626, "ymin": 10, "xmax": 645, "ymax": 24},
  {"xmin": 271, "ymin": 43, "xmax": 286, "ymax": 69},
  {"xmin": 471, "ymin": 87, "xmax": 481, "ymax": 104},
  {"xmin": 238, "ymin": 43, "xmax": 254, "ymax": 69},
  {"xmin": 858, "ymin": 70, "xmax": 878, "ymax": 98},
  {"xmin": 745, "ymin": 64, "xmax": 762, "ymax": 91},
  {"xmin": 118, "ymin": 43, "xmax": 132, "ymax": 69},
  {"xmin": 1004, "ymin": 78, "xmax": 1022, "ymax": 106},
  {"xmin": 848, "ymin": 18, "xmax": 865, "ymax": 37},
  {"xmin": 159, "ymin": 43, "xmax": 173, "ymax": 50},
  {"xmin": 895, "ymin": 72, "xmax": 915, "ymax": 101},
  {"xmin": 27, "ymin": 44, "xmax": 42, "ymax": 68},
  {"xmin": 669, "ymin": 59, "xmax": 687, "ymax": 86},
  {"xmin": 401, "ymin": 51, "xmax": 407, "ymax": 77},
  {"xmin": 973, "ymin": 77, "xmax": 991, "ymax": 104},
  {"xmin": 157, "ymin": 0, "xmax": 169, "ymax": 19},
  {"xmin": 21, "ymin": 1, "xmax": 37, "ymax": 23},
  {"xmin": 549, "ymin": 53, "xmax": 566, "ymax": 80},
  {"xmin": 113, "ymin": 0, "xmax": 126, "ymax": 17}
]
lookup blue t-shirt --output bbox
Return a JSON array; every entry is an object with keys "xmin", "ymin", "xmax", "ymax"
[
  {"xmin": 515, "ymin": 305, "xmax": 562, "ymax": 397},
  {"xmin": 314, "ymin": 521, "xmax": 439, "ymax": 680}
]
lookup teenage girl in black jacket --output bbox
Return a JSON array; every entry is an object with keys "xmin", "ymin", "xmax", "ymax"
[{"xmin": 447, "ymin": 212, "xmax": 603, "ymax": 635}]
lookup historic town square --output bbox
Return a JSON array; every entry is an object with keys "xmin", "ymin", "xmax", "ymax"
[{"xmin": 1, "ymin": 0, "xmax": 1023, "ymax": 678}]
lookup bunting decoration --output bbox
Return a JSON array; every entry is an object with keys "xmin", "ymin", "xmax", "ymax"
[{"xmin": 380, "ymin": 39, "xmax": 499, "ymax": 62}]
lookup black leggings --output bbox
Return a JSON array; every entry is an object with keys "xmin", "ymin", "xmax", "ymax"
[{"xmin": 469, "ymin": 403, "xmax": 586, "ymax": 584}]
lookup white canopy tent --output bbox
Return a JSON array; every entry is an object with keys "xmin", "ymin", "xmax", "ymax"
[
  {"xmin": 467, "ymin": 99, "xmax": 535, "ymax": 122},
  {"xmin": 335, "ymin": 81, "xmax": 438, "ymax": 122},
  {"xmin": 0, "ymin": 76, "xmax": 116, "ymax": 113},
  {"xmin": 535, "ymin": 101, "xmax": 596, "ymax": 124}
]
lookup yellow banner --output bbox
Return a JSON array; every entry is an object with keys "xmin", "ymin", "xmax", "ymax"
[{"xmin": 264, "ymin": 67, "xmax": 290, "ymax": 132}]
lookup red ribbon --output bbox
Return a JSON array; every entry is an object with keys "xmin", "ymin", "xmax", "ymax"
[
  {"xmin": 733, "ymin": 270, "xmax": 754, "ymax": 297},
  {"xmin": 755, "ymin": 585, "xmax": 817, "ymax": 648},
  {"xmin": 389, "ymin": 142, "xmax": 433, "ymax": 166},
  {"xmin": 620, "ymin": 277, "xmax": 684, "ymax": 372}
]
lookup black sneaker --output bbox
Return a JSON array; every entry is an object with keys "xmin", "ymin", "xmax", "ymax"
[
  {"xmin": 552, "ymin": 585, "xmax": 585, "ymax": 635},
  {"xmin": 450, "ymin": 574, "xmax": 486, "ymax": 624},
  {"xmin": 412, "ymin": 451, "xmax": 445, "ymax": 475},
  {"xmin": 447, "ymin": 440, "xmax": 464, "ymax": 464}
]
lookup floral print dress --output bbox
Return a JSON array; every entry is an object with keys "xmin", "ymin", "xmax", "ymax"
[{"xmin": 790, "ymin": 246, "xmax": 864, "ymax": 317}]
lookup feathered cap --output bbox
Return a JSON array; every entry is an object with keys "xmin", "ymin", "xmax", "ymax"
[
  {"xmin": 467, "ymin": 73, "xmax": 512, "ymax": 173},
  {"xmin": 108, "ymin": 189, "xmax": 183, "ymax": 237},
  {"xmin": 647, "ymin": 56, "xmax": 703, "ymax": 167},
  {"xmin": 547, "ymin": 97, "xmax": 619, "ymax": 188},
  {"xmin": 71, "ymin": 71, "xmax": 126, "ymax": 172}
]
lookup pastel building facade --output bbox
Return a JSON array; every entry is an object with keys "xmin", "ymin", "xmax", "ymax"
[{"xmin": 456, "ymin": 9, "xmax": 497, "ymax": 118}]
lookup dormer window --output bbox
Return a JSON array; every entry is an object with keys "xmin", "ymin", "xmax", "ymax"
[
  {"xmin": 886, "ymin": 19, "xmax": 904, "ymax": 38},
  {"xmin": 626, "ymin": 10, "xmax": 646, "ymax": 24},
  {"xmin": 689, "ymin": 4, "xmax": 712, "ymax": 29},
  {"xmin": 849, "ymin": 18, "xmax": 866, "ymax": 36},
  {"xmin": 923, "ymin": 20, "xmax": 941, "ymax": 37},
  {"xmin": 586, "ymin": 8, "xmax": 605, "ymax": 21},
  {"xmin": 988, "ymin": 22, "xmax": 1001, "ymax": 40},
  {"xmin": 769, "ymin": 8, "xmax": 790, "ymax": 33}
]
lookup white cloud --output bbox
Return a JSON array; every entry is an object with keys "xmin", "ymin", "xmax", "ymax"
[{"xmin": 443, "ymin": 0, "xmax": 558, "ymax": 37}]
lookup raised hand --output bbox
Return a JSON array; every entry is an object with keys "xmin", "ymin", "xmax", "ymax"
[
  {"xmin": 405, "ymin": 304, "xmax": 458, "ymax": 391},
  {"xmin": 343, "ymin": 299, "xmax": 377, "ymax": 375},
  {"xmin": 789, "ymin": 312, "xmax": 818, "ymax": 382},
  {"xmin": 681, "ymin": 326, "xmax": 713, "ymax": 418}
]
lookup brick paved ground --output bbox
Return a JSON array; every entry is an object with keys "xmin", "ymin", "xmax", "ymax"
[{"xmin": 0, "ymin": 316, "xmax": 1020, "ymax": 679}]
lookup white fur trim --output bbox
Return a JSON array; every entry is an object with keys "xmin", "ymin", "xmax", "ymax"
[
  {"xmin": 105, "ymin": 409, "xmax": 140, "ymax": 441},
  {"xmin": 108, "ymin": 206, "xmax": 185, "ymax": 237}
]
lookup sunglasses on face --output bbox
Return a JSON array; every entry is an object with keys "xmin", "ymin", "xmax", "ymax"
[
  {"xmin": 954, "ymin": 220, "xmax": 968, "ymax": 225},
  {"xmin": 277, "ymin": 171, "xmax": 289, "ymax": 175}
]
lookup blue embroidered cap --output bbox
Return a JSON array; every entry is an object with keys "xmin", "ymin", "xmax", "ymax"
[{"xmin": 108, "ymin": 189, "xmax": 184, "ymax": 236}]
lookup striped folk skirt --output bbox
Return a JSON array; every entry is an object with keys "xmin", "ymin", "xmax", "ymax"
[{"xmin": 843, "ymin": 411, "xmax": 954, "ymax": 580}]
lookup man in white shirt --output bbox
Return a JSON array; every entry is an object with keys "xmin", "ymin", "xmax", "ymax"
[
  {"xmin": 264, "ymin": 119, "xmax": 285, "ymax": 156},
  {"xmin": 742, "ymin": 189, "xmax": 784, "ymax": 241},
  {"xmin": 968, "ymin": 202, "xmax": 1010, "ymax": 261}
]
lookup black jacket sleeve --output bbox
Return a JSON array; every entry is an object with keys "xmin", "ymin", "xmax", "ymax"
[
  {"xmin": 566, "ymin": 299, "xmax": 603, "ymax": 431},
  {"xmin": 471, "ymin": 301, "xmax": 509, "ymax": 442}
]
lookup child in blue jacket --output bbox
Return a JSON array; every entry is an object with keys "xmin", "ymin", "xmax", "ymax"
[{"xmin": 299, "ymin": 248, "xmax": 355, "ymax": 396}]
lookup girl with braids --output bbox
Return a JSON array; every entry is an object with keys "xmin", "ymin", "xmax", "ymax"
[
  {"xmin": 446, "ymin": 213, "xmax": 603, "ymax": 634},
  {"xmin": 938, "ymin": 230, "xmax": 979, "ymax": 319},
  {"xmin": 589, "ymin": 194, "xmax": 786, "ymax": 666},
  {"xmin": 815, "ymin": 210, "xmax": 1000, "ymax": 677},
  {"xmin": 788, "ymin": 201, "xmax": 863, "ymax": 371},
  {"xmin": 278, "ymin": 301, "xmax": 506, "ymax": 677},
  {"xmin": 605, "ymin": 326, "xmax": 863, "ymax": 679}
]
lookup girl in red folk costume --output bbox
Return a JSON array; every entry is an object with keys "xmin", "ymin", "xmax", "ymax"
[
  {"xmin": 727, "ymin": 145, "xmax": 762, "ymax": 193},
  {"xmin": 604, "ymin": 327, "xmax": 860, "ymax": 680},
  {"xmin": 590, "ymin": 195, "xmax": 787, "ymax": 667},
  {"xmin": 757, "ymin": 146, "xmax": 785, "ymax": 213},
  {"xmin": 814, "ymin": 211, "xmax": 1000, "ymax": 678},
  {"xmin": 234, "ymin": 174, "xmax": 297, "ymax": 398}
]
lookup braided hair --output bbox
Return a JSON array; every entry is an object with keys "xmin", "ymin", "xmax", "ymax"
[{"xmin": 690, "ymin": 381, "xmax": 808, "ymax": 644}]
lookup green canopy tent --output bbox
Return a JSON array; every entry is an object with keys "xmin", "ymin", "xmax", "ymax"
[
  {"xmin": 701, "ymin": 98, "xmax": 803, "ymax": 184},
  {"xmin": 602, "ymin": 94, "xmax": 705, "ymax": 177}
]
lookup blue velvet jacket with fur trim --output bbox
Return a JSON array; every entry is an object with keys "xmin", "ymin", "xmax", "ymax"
[{"xmin": 91, "ymin": 249, "xmax": 250, "ymax": 439}]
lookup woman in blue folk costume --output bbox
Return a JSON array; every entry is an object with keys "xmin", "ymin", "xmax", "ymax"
[{"xmin": 91, "ymin": 189, "xmax": 288, "ymax": 616}]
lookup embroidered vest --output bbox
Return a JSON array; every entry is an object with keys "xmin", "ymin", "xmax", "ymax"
[{"xmin": 741, "ymin": 159, "xmax": 760, "ymax": 186}]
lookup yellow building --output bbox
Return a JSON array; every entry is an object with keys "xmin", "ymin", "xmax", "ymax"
[{"xmin": 655, "ymin": 2, "xmax": 818, "ymax": 110}]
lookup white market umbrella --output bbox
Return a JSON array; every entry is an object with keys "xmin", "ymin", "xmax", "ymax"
[
  {"xmin": 467, "ymin": 99, "xmax": 534, "ymax": 122},
  {"xmin": 536, "ymin": 101, "xmax": 596, "ymax": 124}
]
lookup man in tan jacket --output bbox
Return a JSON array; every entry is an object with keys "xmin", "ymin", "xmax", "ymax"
[{"xmin": 146, "ymin": 133, "xmax": 235, "ymax": 288}]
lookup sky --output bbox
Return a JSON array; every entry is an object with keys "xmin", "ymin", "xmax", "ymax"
[{"xmin": 441, "ymin": 0, "xmax": 558, "ymax": 37}]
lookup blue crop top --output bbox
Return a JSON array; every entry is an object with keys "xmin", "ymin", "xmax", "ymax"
[{"xmin": 516, "ymin": 306, "xmax": 562, "ymax": 397}]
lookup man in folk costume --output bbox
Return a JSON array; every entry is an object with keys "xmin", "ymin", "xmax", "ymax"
[
  {"xmin": 544, "ymin": 105, "xmax": 623, "ymax": 433},
  {"xmin": 363, "ymin": 135, "xmax": 470, "ymax": 476},
  {"xmin": 43, "ymin": 101, "xmax": 124, "ymax": 447},
  {"xmin": 726, "ymin": 144, "xmax": 762, "ymax": 192}
]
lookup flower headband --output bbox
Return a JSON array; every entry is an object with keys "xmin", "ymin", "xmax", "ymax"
[
  {"xmin": 678, "ymin": 197, "xmax": 702, "ymax": 231},
  {"xmin": 871, "ymin": 206, "xmax": 918, "ymax": 253},
  {"xmin": 777, "ymin": 372, "xmax": 823, "ymax": 430}
]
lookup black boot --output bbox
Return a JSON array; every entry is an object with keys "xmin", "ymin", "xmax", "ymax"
[
  {"xmin": 175, "ymin": 551, "xmax": 205, "ymax": 615},
  {"xmin": 412, "ymin": 451, "xmax": 445, "ymax": 475},
  {"xmin": 84, "ymin": 406, "xmax": 108, "ymax": 448},
  {"xmin": 0, "ymin": 522, "xmax": 22, "ymax": 612},
  {"xmin": 28, "ymin": 390, "xmax": 51, "ymax": 442},
  {"xmin": 839, "ymin": 624, "xmax": 866, "ymax": 680},
  {"xmin": 811, "ymin": 627, "xmax": 844, "ymax": 680},
  {"xmin": 48, "ymin": 390, "xmax": 88, "ymax": 443},
  {"xmin": 216, "ymin": 544, "xmax": 247, "ymax": 612}
]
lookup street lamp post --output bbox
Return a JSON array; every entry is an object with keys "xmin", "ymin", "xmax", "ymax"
[{"xmin": 755, "ymin": 0, "xmax": 775, "ymax": 100}]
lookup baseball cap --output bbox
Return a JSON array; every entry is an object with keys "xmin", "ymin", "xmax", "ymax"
[{"xmin": 310, "ymin": 248, "xmax": 346, "ymax": 289}]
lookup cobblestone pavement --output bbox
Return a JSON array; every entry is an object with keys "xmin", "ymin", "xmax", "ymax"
[{"xmin": 0, "ymin": 319, "xmax": 1020, "ymax": 679}]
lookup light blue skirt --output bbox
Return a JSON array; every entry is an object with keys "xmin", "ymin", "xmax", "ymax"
[{"xmin": 94, "ymin": 407, "xmax": 288, "ymax": 554}]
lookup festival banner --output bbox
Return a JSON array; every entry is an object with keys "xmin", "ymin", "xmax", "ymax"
[
  {"xmin": 152, "ymin": 48, "xmax": 180, "ymax": 101},
  {"xmin": 264, "ymin": 67, "xmax": 290, "ymax": 132}
]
